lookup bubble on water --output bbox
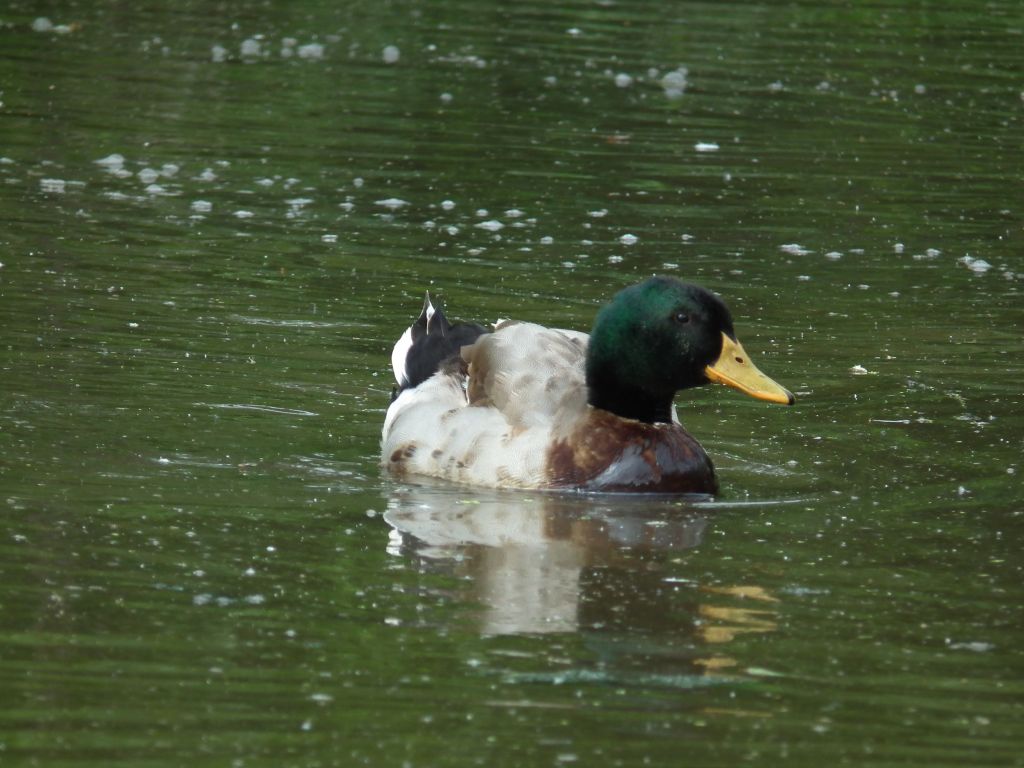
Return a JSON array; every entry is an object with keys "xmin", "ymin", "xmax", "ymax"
[
  {"xmin": 588, "ymin": 209, "xmax": 608, "ymax": 218},
  {"xmin": 661, "ymin": 67, "xmax": 688, "ymax": 99},
  {"xmin": 779, "ymin": 243, "xmax": 812, "ymax": 256},
  {"xmin": 198, "ymin": 167, "xmax": 217, "ymax": 182},
  {"xmin": 161, "ymin": 163, "xmax": 180, "ymax": 178},
  {"xmin": 95, "ymin": 153, "xmax": 125, "ymax": 171},
  {"xmin": 619, "ymin": 233, "xmax": 638, "ymax": 245},
  {"xmin": 40, "ymin": 178, "xmax": 66, "ymax": 193},
  {"xmin": 440, "ymin": 92, "xmax": 453, "ymax": 103},
  {"xmin": 566, "ymin": 27, "xmax": 582, "ymax": 37},
  {"xmin": 322, "ymin": 234, "xmax": 338, "ymax": 243},
  {"xmin": 825, "ymin": 251, "xmax": 842, "ymax": 260},
  {"xmin": 539, "ymin": 236, "xmax": 553, "ymax": 245},
  {"xmin": 505, "ymin": 208, "xmax": 524, "ymax": 218},
  {"xmin": 191, "ymin": 200, "xmax": 212, "ymax": 213},
  {"xmin": 31, "ymin": 17, "xmax": 54, "ymax": 32},
  {"xmin": 440, "ymin": 199, "xmax": 455, "ymax": 211},
  {"xmin": 240, "ymin": 38, "xmax": 262, "ymax": 57},
  {"xmin": 694, "ymin": 142, "xmax": 719, "ymax": 152},
  {"xmin": 614, "ymin": 72, "xmax": 633, "ymax": 88},
  {"xmin": 138, "ymin": 167, "xmax": 159, "ymax": 184},
  {"xmin": 446, "ymin": 225, "xmax": 459, "ymax": 236},
  {"xmin": 234, "ymin": 210, "xmax": 254, "ymax": 219},
  {"xmin": 144, "ymin": 183, "xmax": 169, "ymax": 195},
  {"xmin": 767, "ymin": 80, "xmax": 785, "ymax": 93},
  {"xmin": 375, "ymin": 197, "xmax": 409, "ymax": 210},
  {"xmin": 382, "ymin": 45, "xmax": 400, "ymax": 64},
  {"xmin": 914, "ymin": 84, "xmax": 927, "ymax": 95},
  {"xmin": 893, "ymin": 242, "xmax": 904, "ymax": 254},
  {"xmin": 352, "ymin": 177, "xmax": 364, "ymax": 188},
  {"xmin": 211, "ymin": 44, "xmax": 228, "ymax": 63},
  {"xmin": 298, "ymin": 43, "xmax": 324, "ymax": 60},
  {"xmin": 608, "ymin": 255, "xmax": 624, "ymax": 264},
  {"xmin": 960, "ymin": 255, "xmax": 991, "ymax": 274},
  {"xmin": 476, "ymin": 219, "xmax": 504, "ymax": 232}
]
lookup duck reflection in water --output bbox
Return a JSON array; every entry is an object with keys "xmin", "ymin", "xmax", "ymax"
[{"xmin": 384, "ymin": 486, "xmax": 779, "ymax": 672}]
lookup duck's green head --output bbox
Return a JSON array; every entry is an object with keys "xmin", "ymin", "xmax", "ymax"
[{"xmin": 585, "ymin": 276, "xmax": 794, "ymax": 423}]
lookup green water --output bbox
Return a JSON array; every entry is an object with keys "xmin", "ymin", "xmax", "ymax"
[{"xmin": 1, "ymin": 1, "xmax": 1022, "ymax": 765}]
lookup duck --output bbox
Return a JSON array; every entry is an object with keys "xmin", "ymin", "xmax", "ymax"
[{"xmin": 381, "ymin": 276, "xmax": 794, "ymax": 494}]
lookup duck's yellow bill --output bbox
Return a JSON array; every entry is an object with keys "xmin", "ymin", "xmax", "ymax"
[{"xmin": 705, "ymin": 332, "xmax": 795, "ymax": 405}]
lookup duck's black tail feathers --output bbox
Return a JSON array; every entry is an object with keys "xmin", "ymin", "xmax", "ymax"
[{"xmin": 391, "ymin": 292, "xmax": 488, "ymax": 399}]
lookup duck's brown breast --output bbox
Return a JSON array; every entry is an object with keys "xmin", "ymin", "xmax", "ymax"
[{"xmin": 545, "ymin": 408, "xmax": 717, "ymax": 494}]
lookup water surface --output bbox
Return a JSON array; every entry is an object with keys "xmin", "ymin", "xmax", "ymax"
[{"xmin": 1, "ymin": 1, "xmax": 1022, "ymax": 766}]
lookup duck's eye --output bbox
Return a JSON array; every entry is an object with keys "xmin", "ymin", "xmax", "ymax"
[{"xmin": 673, "ymin": 312, "xmax": 690, "ymax": 324}]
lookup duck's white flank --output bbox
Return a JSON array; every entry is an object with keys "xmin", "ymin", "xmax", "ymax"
[{"xmin": 381, "ymin": 322, "xmax": 589, "ymax": 488}]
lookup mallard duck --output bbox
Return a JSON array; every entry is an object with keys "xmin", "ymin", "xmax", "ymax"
[{"xmin": 382, "ymin": 276, "xmax": 794, "ymax": 494}]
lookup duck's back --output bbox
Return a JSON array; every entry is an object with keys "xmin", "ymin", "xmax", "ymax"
[{"xmin": 382, "ymin": 323, "xmax": 590, "ymax": 488}]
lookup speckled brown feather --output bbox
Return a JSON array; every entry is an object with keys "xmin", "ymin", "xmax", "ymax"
[{"xmin": 546, "ymin": 408, "xmax": 717, "ymax": 494}]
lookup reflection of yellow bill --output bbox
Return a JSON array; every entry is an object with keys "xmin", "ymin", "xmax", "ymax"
[{"xmin": 705, "ymin": 332, "xmax": 795, "ymax": 405}]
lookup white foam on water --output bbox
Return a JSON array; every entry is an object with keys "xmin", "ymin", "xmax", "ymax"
[
  {"xmin": 661, "ymin": 67, "xmax": 688, "ymax": 99},
  {"xmin": 779, "ymin": 243, "xmax": 812, "ymax": 256},
  {"xmin": 240, "ymin": 38, "xmax": 262, "ymax": 57},
  {"xmin": 298, "ymin": 43, "xmax": 324, "ymax": 60},
  {"xmin": 191, "ymin": 200, "xmax": 212, "ymax": 213},
  {"xmin": 475, "ymin": 220, "xmax": 504, "ymax": 232},
  {"xmin": 375, "ymin": 198, "xmax": 409, "ymax": 210},
  {"xmin": 960, "ymin": 255, "xmax": 992, "ymax": 274},
  {"xmin": 619, "ymin": 233, "xmax": 638, "ymax": 245},
  {"xmin": 382, "ymin": 45, "xmax": 400, "ymax": 64},
  {"xmin": 95, "ymin": 153, "xmax": 125, "ymax": 171}
]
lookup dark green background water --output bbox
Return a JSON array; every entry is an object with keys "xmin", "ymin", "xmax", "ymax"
[{"xmin": 1, "ymin": 1, "xmax": 1021, "ymax": 765}]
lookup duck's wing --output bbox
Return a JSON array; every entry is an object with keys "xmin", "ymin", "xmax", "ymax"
[{"xmin": 462, "ymin": 322, "xmax": 589, "ymax": 429}]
